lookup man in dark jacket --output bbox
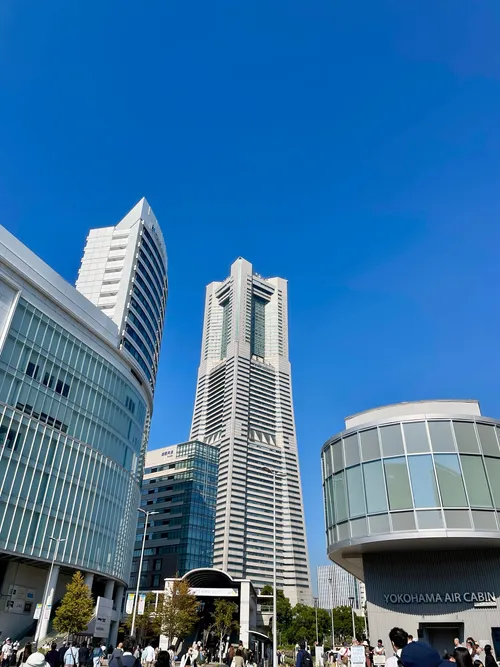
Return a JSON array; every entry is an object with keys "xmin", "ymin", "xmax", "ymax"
[
  {"xmin": 46, "ymin": 643, "xmax": 60, "ymax": 667},
  {"xmin": 109, "ymin": 639, "xmax": 138, "ymax": 667},
  {"xmin": 58, "ymin": 645, "xmax": 68, "ymax": 666},
  {"xmin": 400, "ymin": 640, "xmax": 450, "ymax": 667},
  {"xmin": 78, "ymin": 644, "xmax": 90, "ymax": 667},
  {"xmin": 296, "ymin": 642, "xmax": 312, "ymax": 667},
  {"xmin": 110, "ymin": 645, "xmax": 123, "ymax": 663}
]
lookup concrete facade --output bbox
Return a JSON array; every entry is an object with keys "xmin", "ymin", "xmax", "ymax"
[
  {"xmin": 190, "ymin": 258, "xmax": 311, "ymax": 606},
  {"xmin": 321, "ymin": 400, "xmax": 500, "ymax": 653}
]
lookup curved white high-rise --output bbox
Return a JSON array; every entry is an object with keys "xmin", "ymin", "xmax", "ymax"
[
  {"xmin": 76, "ymin": 197, "xmax": 168, "ymax": 389},
  {"xmin": 190, "ymin": 257, "xmax": 311, "ymax": 606}
]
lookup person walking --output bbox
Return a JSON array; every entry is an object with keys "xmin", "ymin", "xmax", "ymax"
[
  {"xmin": 295, "ymin": 642, "xmax": 313, "ymax": 667},
  {"xmin": 374, "ymin": 641, "xmax": 385, "ymax": 659},
  {"xmin": 64, "ymin": 645, "xmax": 79, "ymax": 667},
  {"xmin": 91, "ymin": 646, "xmax": 103, "ymax": 667},
  {"xmin": 25, "ymin": 654, "xmax": 50, "ymax": 667},
  {"xmin": 109, "ymin": 640, "xmax": 139, "ymax": 667},
  {"xmin": 484, "ymin": 646, "xmax": 496, "ymax": 667},
  {"xmin": 18, "ymin": 646, "xmax": 33, "ymax": 667},
  {"xmin": 2, "ymin": 640, "xmax": 13, "ymax": 667},
  {"xmin": 142, "ymin": 644, "xmax": 155, "ymax": 667},
  {"xmin": 110, "ymin": 646, "xmax": 123, "ymax": 664},
  {"xmin": 58, "ymin": 647, "xmax": 68, "ymax": 667},
  {"xmin": 45, "ymin": 644, "xmax": 60, "ymax": 667},
  {"xmin": 78, "ymin": 645, "xmax": 90, "ymax": 667},
  {"xmin": 385, "ymin": 629, "xmax": 408, "ymax": 667}
]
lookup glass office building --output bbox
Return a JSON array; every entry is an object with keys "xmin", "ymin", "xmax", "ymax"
[
  {"xmin": 0, "ymin": 200, "xmax": 166, "ymax": 645},
  {"xmin": 130, "ymin": 440, "xmax": 218, "ymax": 590},
  {"xmin": 321, "ymin": 401, "xmax": 500, "ymax": 654}
]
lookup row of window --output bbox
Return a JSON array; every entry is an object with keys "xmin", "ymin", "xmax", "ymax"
[
  {"xmin": 142, "ymin": 227, "xmax": 166, "ymax": 279},
  {"xmin": 26, "ymin": 360, "xmax": 70, "ymax": 398},
  {"xmin": 134, "ymin": 270, "xmax": 163, "ymax": 324},
  {"xmin": 140, "ymin": 231, "xmax": 167, "ymax": 290},
  {"xmin": 324, "ymin": 452, "xmax": 500, "ymax": 526},
  {"xmin": 323, "ymin": 420, "xmax": 500, "ymax": 475}
]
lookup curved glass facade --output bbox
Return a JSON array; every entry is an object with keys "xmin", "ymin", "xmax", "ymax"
[
  {"xmin": 123, "ymin": 223, "xmax": 167, "ymax": 387},
  {"xmin": 322, "ymin": 416, "xmax": 500, "ymax": 551},
  {"xmin": 0, "ymin": 296, "xmax": 148, "ymax": 584}
]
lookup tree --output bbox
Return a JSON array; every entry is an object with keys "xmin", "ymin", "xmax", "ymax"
[
  {"xmin": 211, "ymin": 599, "xmax": 239, "ymax": 663},
  {"xmin": 280, "ymin": 604, "xmax": 364, "ymax": 647},
  {"xmin": 123, "ymin": 593, "xmax": 162, "ymax": 644},
  {"xmin": 53, "ymin": 571, "xmax": 94, "ymax": 639},
  {"xmin": 158, "ymin": 579, "xmax": 199, "ymax": 645},
  {"xmin": 332, "ymin": 606, "xmax": 365, "ymax": 643},
  {"xmin": 260, "ymin": 586, "xmax": 293, "ymax": 636}
]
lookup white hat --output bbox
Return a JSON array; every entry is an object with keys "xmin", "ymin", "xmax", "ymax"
[{"xmin": 26, "ymin": 653, "xmax": 47, "ymax": 667}]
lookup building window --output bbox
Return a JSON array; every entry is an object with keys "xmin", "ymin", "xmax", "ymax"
[
  {"xmin": 407, "ymin": 455, "xmax": 439, "ymax": 508},
  {"xmin": 154, "ymin": 559, "xmax": 162, "ymax": 571},
  {"xmin": 152, "ymin": 574, "xmax": 161, "ymax": 588},
  {"xmin": 383, "ymin": 457, "xmax": 412, "ymax": 510},
  {"xmin": 363, "ymin": 460, "xmax": 388, "ymax": 514},
  {"xmin": 26, "ymin": 360, "xmax": 39, "ymax": 379},
  {"xmin": 434, "ymin": 454, "xmax": 467, "ymax": 507}
]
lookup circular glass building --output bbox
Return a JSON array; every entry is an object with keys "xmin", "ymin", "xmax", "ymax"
[{"xmin": 321, "ymin": 400, "xmax": 500, "ymax": 654}]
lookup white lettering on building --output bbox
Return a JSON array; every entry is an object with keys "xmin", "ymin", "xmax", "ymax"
[{"xmin": 383, "ymin": 592, "xmax": 495, "ymax": 604}]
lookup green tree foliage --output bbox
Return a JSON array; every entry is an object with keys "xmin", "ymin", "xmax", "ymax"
[
  {"xmin": 260, "ymin": 586, "xmax": 293, "ymax": 634},
  {"xmin": 53, "ymin": 571, "xmax": 94, "ymax": 638},
  {"xmin": 158, "ymin": 579, "xmax": 199, "ymax": 643},
  {"xmin": 211, "ymin": 599, "xmax": 239, "ymax": 662},
  {"xmin": 279, "ymin": 604, "xmax": 365, "ymax": 647},
  {"xmin": 123, "ymin": 593, "xmax": 161, "ymax": 644}
]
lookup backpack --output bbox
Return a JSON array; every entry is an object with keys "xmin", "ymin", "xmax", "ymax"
[{"xmin": 302, "ymin": 651, "xmax": 313, "ymax": 667}]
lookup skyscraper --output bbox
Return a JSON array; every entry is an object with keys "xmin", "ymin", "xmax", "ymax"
[
  {"xmin": 190, "ymin": 257, "xmax": 311, "ymax": 605},
  {"xmin": 76, "ymin": 197, "xmax": 167, "ymax": 389},
  {"xmin": 130, "ymin": 440, "xmax": 218, "ymax": 590},
  {"xmin": 317, "ymin": 564, "xmax": 364, "ymax": 611},
  {"xmin": 0, "ymin": 198, "xmax": 166, "ymax": 645}
]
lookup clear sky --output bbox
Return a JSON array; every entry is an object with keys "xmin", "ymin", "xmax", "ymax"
[{"xmin": 1, "ymin": 0, "xmax": 500, "ymax": 589}]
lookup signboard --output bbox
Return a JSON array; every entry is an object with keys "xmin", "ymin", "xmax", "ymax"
[
  {"xmin": 190, "ymin": 587, "xmax": 238, "ymax": 597},
  {"xmin": 95, "ymin": 597, "xmax": 113, "ymax": 638},
  {"xmin": 137, "ymin": 593, "xmax": 146, "ymax": 615},
  {"xmin": 384, "ymin": 592, "xmax": 495, "ymax": 604},
  {"xmin": 351, "ymin": 646, "xmax": 365, "ymax": 667},
  {"xmin": 374, "ymin": 656, "xmax": 386, "ymax": 665},
  {"xmin": 126, "ymin": 593, "xmax": 135, "ymax": 615},
  {"xmin": 161, "ymin": 447, "xmax": 177, "ymax": 458},
  {"xmin": 33, "ymin": 603, "xmax": 42, "ymax": 620}
]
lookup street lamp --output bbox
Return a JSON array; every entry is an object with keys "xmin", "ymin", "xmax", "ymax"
[
  {"xmin": 262, "ymin": 466, "xmax": 285, "ymax": 667},
  {"xmin": 34, "ymin": 536, "xmax": 66, "ymax": 646},
  {"xmin": 313, "ymin": 598, "xmax": 319, "ymax": 645},
  {"xmin": 130, "ymin": 508, "xmax": 158, "ymax": 638},
  {"xmin": 348, "ymin": 597, "xmax": 356, "ymax": 642},
  {"xmin": 328, "ymin": 578, "xmax": 335, "ymax": 650}
]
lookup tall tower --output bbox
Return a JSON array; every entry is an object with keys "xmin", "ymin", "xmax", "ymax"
[
  {"xmin": 190, "ymin": 257, "xmax": 311, "ymax": 605},
  {"xmin": 76, "ymin": 197, "xmax": 167, "ymax": 390}
]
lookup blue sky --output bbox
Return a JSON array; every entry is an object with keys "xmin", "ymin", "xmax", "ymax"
[{"xmin": 1, "ymin": 0, "xmax": 500, "ymax": 588}]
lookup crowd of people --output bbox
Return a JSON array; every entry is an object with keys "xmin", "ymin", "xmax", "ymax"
[{"xmin": 294, "ymin": 628, "xmax": 499, "ymax": 667}]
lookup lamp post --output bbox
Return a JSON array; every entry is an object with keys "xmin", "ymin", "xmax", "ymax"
[
  {"xmin": 314, "ymin": 598, "xmax": 319, "ymax": 645},
  {"xmin": 328, "ymin": 578, "xmax": 335, "ymax": 650},
  {"xmin": 263, "ymin": 466, "xmax": 284, "ymax": 667},
  {"xmin": 130, "ymin": 508, "xmax": 158, "ymax": 638},
  {"xmin": 34, "ymin": 536, "xmax": 66, "ymax": 646},
  {"xmin": 348, "ymin": 597, "xmax": 356, "ymax": 642}
]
